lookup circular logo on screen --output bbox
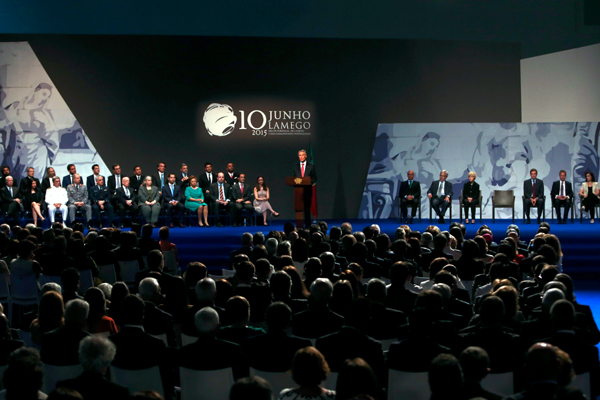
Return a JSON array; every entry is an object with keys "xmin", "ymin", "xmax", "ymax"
[{"xmin": 203, "ymin": 103, "xmax": 238, "ymax": 137}]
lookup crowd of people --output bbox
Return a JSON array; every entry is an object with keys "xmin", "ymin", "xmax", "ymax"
[{"xmin": 0, "ymin": 218, "xmax": 597, "ymax": 400}]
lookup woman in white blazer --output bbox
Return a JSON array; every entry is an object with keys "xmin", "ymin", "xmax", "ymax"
[{"xmin": 579, "ymin": 171, "xmax": 600, "ymax": 223}]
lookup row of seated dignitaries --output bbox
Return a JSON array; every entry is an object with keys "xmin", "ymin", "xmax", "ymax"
[
  {"xmin": 0, "ymin": 219, "xmax": 596, "ymax": 399},
  {"xmin": 0, "ymin": 159, "xmax": 278, "ymax": 229},
  {"xmin": 400, "ymin": 168, "xmax": 583, "ymax": 225}
]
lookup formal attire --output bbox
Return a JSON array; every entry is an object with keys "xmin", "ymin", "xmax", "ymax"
[
  {"xmin": 90, "ymin": 184, "xmax": 115, "ymax": 227},
  {"xmin": 198, "ymin": 172, "xmax": 217, "ymax": 193},
  {"xmin": 292, "ymin": 160, "xmax": 317, "ymax": 227},
  {"xmin": 41, "ymin": 325, "xmax": 90, "ymax": 366},
  {"xmin": 152, "ymin": 172, "xmax": 167, "ymax": 192},
  {"xmin": 399, "ymin": 179, "xmax": 421, "ymax": 221},
  {"xmin": 45, "ymin": 186, "xmax": 68, "ymax": 223},
  {"xmin": 427, "ymin": 180, "xmax": 453, "ymax": 220},
  {"xmin": 523, "ymin": 178, "xmax": 544, "ymax": 223},
  {"xmin": 162, "ymin": 183, "xmax": 184, "ymax": 225},
  {"xmin": 292, "ymin": 304, "xmax": 344, "ymax": 339},
  {"xmin": 23, "ymin": 189, "xmax": 45, "ymax": 219},
  {"xmin": 62, "ymin": 174, "xmax": 75, "ymax": 188},
  {"xmin": 130, "ymin": 174, "xmax": 144, "ymax": 193},
  {"xmin": 115, "ymin": 186, "xmax": 138, "ymax": 224},
  {"xmin": 580, "ymin": 182, "xmax": 600, "ymax": 219},
  {"xmin": 253, "ymin": 189, "xmax": 275, "ymax": 214},
  {"xmin": 231, "ymin": 182, "xmax": 253, "ymax": 225},
  {"xmin": 242, "ymin": 329, "xmax": 312, "ymax": 372},
  {"xmin": 208, "ymin": 181, "xmax": 233, "ymax": 225},
  {"xmin": 66, "ymin": 183, "xmax": 92, "ymax": 225},
  {"xmin": 224, "ymin": 171, "xmax": 239, "ymax": 186},
  {"xmin": 107, "ymin": 174, "xmax": 124, "ymax": 195},
  {"xmin": 57, "ymin": 371, "xmax": 130, "ymax": 400},
  {"xmin": 177, "ymin": 172, "xmax": 191, "ymax": 190},
  {"xmin": 0, "ymin": 186, "xmax": 22, "ymax": 225},
  {"xmin": 138, "ymin": 185, "xmax": 161, "ymax": 224},
  {"xmin": 462, "ymin": 181, "xmax": 480, "ymax": 220},
  {"xmin": 550, "ymin": 179, "xmax": 573, "ymax": 222},
  {"xmin": 18, "ymin": 176, "xmax": 40, "ymax": 193},
  {"xmin": 41, "ymin": 176, "xmax": 56, "ymax": 193},
  {"xmin": 184, "ymin": 186, "xmax": 207, "ymax": 210},
  {"xmin": 176, "ymin": 336, "xmax": 245, "ymax": 380},
  {"xmin": 86, "ymin": 174, "xmax": 100, "ymax": 191}
]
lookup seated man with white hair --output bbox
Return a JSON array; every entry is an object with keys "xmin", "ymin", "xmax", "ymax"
[
  {"xmin": 176, "ymin": 307, "xmax": 245, "ymax": 379},
  {"xmin": 138, "ymin": 277, "xmax": 176, "ymax": 347},
  {"xmin": 41, "ymin": 298, "xmax": 91, "ymax": 366},
  {"xmin": 181, "ymin": 277, "xmax": 225, "ymax": 336},
  {"xmin": 57, "ymin": 335, "xmax": 129, "ymax": 400},
  {"xmin": 292, "ymin": 278, "xmax": 344, "ymax": 339}
]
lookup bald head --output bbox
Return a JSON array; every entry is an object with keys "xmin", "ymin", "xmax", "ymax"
[{"xmin": 138, "ymin": 277, "xmax": 160, "ymax": 302}]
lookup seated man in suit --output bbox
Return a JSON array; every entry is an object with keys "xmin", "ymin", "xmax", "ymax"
[
  {"xmin": 90, "ymin": 176, "xmax": 115, "ymax": 228},
  {"xmin": 181, "ymin": 277, "xmax": 226, "ymax": 336},
  {"xmin": 86, "ymin": 164, "xmax": 101, "ymax": 193},
  {"xmin": 62, "ymin": 163, "xmax": 77, "ymax": 188},
  {"xmin": 41, "ymin": 298, "xmax": 90, "ymax": 366},
  {"xmin": 162, "ymin": 173, "xmax": 185, "ymax": 228},
  {"xmin": 18, "ymin": 167, "xmax": 41, "ymax": 193},
  {"xmin": 130, "ymin": 165, "xmax": 144, "ymax": 194},
  {"xmin": 178, "ymin": 163, "xmax": 191, "ymax": 190},
  {"xmin": 57, "ymin": 335, "xmax": 130, "ymax": 400},
  {"xmin": 523, "ymin": 168, "xmax": 545, "ymax": 224},
  {"xmin": 365, "ymin": 278, "xmax": 406, "ymax": 340},
  {"xmin": 293, "ymin": 278, "xmax": 344, "ymax": 339},
  {"xmin": 115, "ymin": 177, "xmax": 138, "ymax": 228},
  {"xmin": 550, "ymin": 170, "xmax": 573, "ymax": 224},
  {"xmin": 399, "ymin": 170, "xmax": 421, "ymax": 223},
  {"xmin": 107, "ymin": 164, "xmax": 124, "ymax": 199},
  {"xmin": 0, "ymin": 176, "xmax": 22, "ymax": 226},
  {"xmin": 66, "ymin": 174, "xmax": 92, "ymax": 228},
  {"xmin": 460, "ymin": 347, "xmax": 503, "ymax": 400},
  {"xmin": 138, "ymin": 277, "xmax": 177, "ymax": 347},
  {"xmin": 427, "ymin": 170, "xmax": 453, "ymax": 223},
  {"xmin": 208, "ymin": 172, "xmax": 234, "ymax": 227},
  {"xmin": 231, "ymin": 173, "xmax": 253, "ymax": 227}
]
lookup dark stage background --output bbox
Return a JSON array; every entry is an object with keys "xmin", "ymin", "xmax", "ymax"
[{"xmin": 0, "ymin": 35, "xmax": 521, "ymax": 219}]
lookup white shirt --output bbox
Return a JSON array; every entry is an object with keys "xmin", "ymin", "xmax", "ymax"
[
  {"xmin": 45, "ymin": 186, "xmax": 68, "ymax": 205},
  {"xmin": 556, "ymin": 180, "xmax": 569, "ymax": 199}
]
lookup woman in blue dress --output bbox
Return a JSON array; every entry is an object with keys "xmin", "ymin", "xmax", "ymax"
[{"xmin": 185, "ymin": 176, "xmax": 209, "ymax": 227}]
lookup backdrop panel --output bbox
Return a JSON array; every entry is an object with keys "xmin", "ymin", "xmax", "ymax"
[{"xmin": 360, "ymin": 122, "xmax": 600, "ymax": 219}]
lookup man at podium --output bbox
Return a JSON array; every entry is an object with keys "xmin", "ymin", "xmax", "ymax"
[{"xmin": 292, "ymin": 149, "xmax": 318, "ymax": 227}]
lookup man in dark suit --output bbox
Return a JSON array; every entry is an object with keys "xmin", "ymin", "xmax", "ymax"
[
  {"xmin": 115, "ymin": 177, "xmax": 138, "ymax": 227},
  {"xmin": 90, "ymin": 175, "xmax": 115, "ymax": 228},
  {"xmin": 523, "ymin": 168, "xmax": 544, "ymax": 224},
  {"xmin": 208, "ymin": 172, "xmax": 233, "ymax": 227},
  {"xmin": 293, "ymin": 278, "xmax": 344, "ymax": 338},
  {"xmin": 41, "ymin": 166, "xmax": 57, "ymax": 193},
  {"xmin": 198, "ymin": 162, "xmax": 217, "ymax": 195},
  {"xmin": 177, "ymin": 163, "xmax": 191, "ymax": 190},
  {"xmin": 18, "ymin": 167, "xmax": 40, "ymax": 193},
  {"xmin": 106, "ymin": 164, "xmax": 124, "ymax": 197},
  {"xmin": 41, "ymin": 298, "xmax": 90, "ymax": 366},
  {"xmin": 151, "ymin": 162, "xmax": 167, "ymax": 194},
  {"xmin": 292, "ymin": 149, "xmax": 317, "ymax": 228},
  {"xmin": 427, "ymin": 170, "xmax": 453, "ymax": 223},
  {"xmin": 162, "ymin": 173, "xmax": 185, "ymax": 228},
  {"xmin": 224, "ymin": 162, "xmax": 240, "ymax": 186},
  {"xmin": 57, "ymin": 335, "xmax": 130, "ymax": 400},
  {"xmin": 550, "ymin": 170, "xmax": 573, "ymax": 224},
  {"xmin": 0, "ymin": 176, "xmax": 22, "ymax": 226},
  {"xmin": 138, "ymin": 277, "xmax": 177, "ymax": 347},
  {"xmin": 62, "ymin": 163, "xmax": 77, "ymax": 188},
  {"xmin": 399, "ymin": 170, "xmax": 421, "ymax": 223},
  {"xmin": 0, "ymin": 165, "xmax": 12, "ymax": 188},
  {"xmin": 365, "ymin": 278, "xmax": 406, "ymax": 339},
  {"xmin": 86, "ymin": 164, "xmax": 101, "ymax": 193},
  {"xmin": 130, "ymin": 165, "xmax": 144, "ymax": 194},
  {"xmin": 231, "ymin": 173, "xmax": 253, "ymax": 227}
]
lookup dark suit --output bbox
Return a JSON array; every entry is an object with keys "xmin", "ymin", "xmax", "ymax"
[
  {"xmin": 0, "ymin": 186, "xmax": 22, "ymax": 224},
  {"xmin": 292, "ymin": 304, "xmax": 344, "ymax": 339},
  {"xmin": 366, "ymin": 302, "xmax": 406, "ymax": 340},
  {"xmin": 130, "ymin": 174, "xmax": 144, "ymax": 193},
  {"xmin": 58, "ymin": 371, "xmax": 130, "ymax": 400},
  {"xmin": 41, "ymin": 177, "xmax": 55, "ymax": 193},
  {"xmin": 399, "ymin": 180, "xmax": 421, "ymax": 220},
  {"xmin": 388, "ymin": 337, "xmax": 452, "ymax": 372},
  {"xmin": 523, "ymin": 178, "xmax": 544, "ymax": 222},
  {"xmin": 18, "ymin": 176, "xmax": 40, "ymax": 193},
  {"xmin": 427, "ymin": 180, "xmax": 453, "ymax": 219},
  {"xmin": 550, "ymin": 179, "xmax": 573, "ymax": 222},
  {"xmin": 176, "ymin": 173, "xmax": 191, "ymax": 191},
  {"xmin": 107, "ymin": 174, "xmax": 125, "ymax": 196},
  {"xmin": 62, "ymin": 174, "xmax": 75, "ymax": 188},
  {"xmin": 176, "ymin": 336, "xmax": 245, "ymax": 380},
  {"xmin": 162, "ymin": 183, "xmax": 184, "ymax": 225},
  {"xmin": 41, "ymin": 325, "xmax": 90, "ymax": 366},
  {"xmin": 208, "ymin": 181, "xmax": 234, "ymax": 224},
  {"xmin": 462, "ymin": 181, "xmax": 480, "ymax": 219},
  {"xmin": 115, "ymin": 186, "xmax": 139, "ymax": 224},
  {"xmin": 143, "ymin": 301, "xmax": 177, "ymax": 347},
  {"xmin": 224, "ymin": 171, "xmax": 239, "ymax": 186},
  {"xmin": 198, "ymin": 172, "xmax": 217, "ymax": 193},
  {"xmin": 152, "ymin": 172, "xmax": 168, "ymax": 192},
  {"xmin": 292, "ymin": 161, "xmax": 317, "ymax": 227},
  {"xmin": 243, "ymin": 330, "xmax": 311, "ymax": 372},
  {"xmin": 90, "ymin": 185, "xmax": 115, "ymax": 227},
  {"xmin": 86, "ymin": 174, "xmax": 99, "ymax": 191},
  {"xmin": 135, "ymin": 269, "xmax": 188, "ymax": 316},
  {"xmin": 230, "ymin": 182, "xmax": 253, "ymax": 225}
]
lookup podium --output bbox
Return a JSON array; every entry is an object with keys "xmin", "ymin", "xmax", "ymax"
[{"xmin": 286, "ymin": 176, "xmax": 311, "ymax": 228}]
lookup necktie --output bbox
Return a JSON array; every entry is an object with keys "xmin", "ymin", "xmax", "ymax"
[
  {"xmin": 9, "ymin": 187, "xmax": 12, "ymax": 197},
  {"xmin": 125, "ymin": 187, "xmax": 130, "ymax": 197},
  {"xmin": 560, "ymin": 181, "xmax": 564, "ymax": 197},
  {"xmin": 137, "ymin": 175, "xmax": 140, "ymax": 181},
  {"xmin": 437, "ymin": 181, "xmax": 443, "ymax": 196},
  {"xmin": 219, "ymin": 184, "xmax": 224, "ymax": 201},
  {"xmin": 116, "ymin": 175, "xmax": 121, "ymax": 188},
  {"xmin": 240, "ymin": 184, "xmax": 243, "ymax": 195},
  {"xmin": 301, "ymin": 163, "xmax": 305, "ymax": 177},
  {"xmin": 532, "ymin": 180, "xmax": 536, "ymax": 199},
  {"xmin": 160, "ymin": 173, "xmax": 164, "ymax": 188},
  {"xmin": 409, "ymin": 180, "xmax": 412, "ymax": 188},
  {"xmin": 170, "ymin": 184, "xmax": 174, "ymax": 196},
  {"xmin": 208, "ymin": 173, "xmax": 212, "ymax": 183}
]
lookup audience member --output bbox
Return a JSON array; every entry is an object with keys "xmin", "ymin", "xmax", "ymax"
[{"xmin": 279, "ymin": 347, "xmax": 335, "ymax": 400}]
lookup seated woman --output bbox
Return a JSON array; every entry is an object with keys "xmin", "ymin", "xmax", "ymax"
[
  {"xmin": 253, "ymin": 176, "xmax": 279, "ymax": 226},
  {"xmin": 138, "ymin": 176, "xmax": 161, "ymax": 226},
  {"xmin": 462, "ymin": 171, "xmax": 480, "ymax": 224},
  {"xmin": 83, "ymin": 287, "xmax": 118, "ymax": 335},
  {"xmin": 279, "ymin": 346, "xmax": 335, "ymax": 400},
  {"xmin": 24, "ymin": 180, "xmax": 45, "ymax": 226},
  {"xmin": 184, "ymin": 176, "xmax": 208, "ymax": 227},
  {"xmin": 579, "ymin": 171, "xmax": 600, "ymax": 223},
  {"xmin": 30, "ymin": 291, "xmax": 64, "ymax": 345}
]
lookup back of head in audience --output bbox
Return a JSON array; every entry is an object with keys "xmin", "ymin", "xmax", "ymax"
[
  {"xmin": 121, "ymin": 294, "xmax": 145, "ymax": 326},
  {"xmin": 542, "ymin": 288, "xmax": 565, "ymax": 313},
  {"xmin": 265, "ymin": 301, "xmax": 292, "ymax": 331},
  {"xmin": 79, "ymin": 335, "xmax": 117, "ymax": 374},
  {"xmin": 195, "ymin": 277, "xmax": 217, "ymax": 304},
  {"xmin": 147, "ymin": 249, "xmax": 164, "ymax": 271},
  {"xmin": 291, "ymin": 346, "xmax": 329, "ymax": 388},
  {"xmin": 194, "ymin": 307, "xmax": 220, "ymax": 336},
  {"xmin": 335, "ymin": 357, "xmax": 379, "ymax": 400},
  {"xmin": 429, "ymin": 354, "xmax": 463, "ymax": 396},
  {"xmin": 460, "ymin": 346, "xmax": 490, "ymax": 382},
  {"xmin": 229, "ymin": 376, "xmax": 272, "ymax": 400},
  {"xmin": 525, "ymin": 343, "xmax": 559, "ymax": 383},
  {"xmin": 310, "ymin": 278, "xmax": 333, "ymax": 305},
  {"xmin": 3, "ymin": 347, "xmax": 44, "ymax": 399}
]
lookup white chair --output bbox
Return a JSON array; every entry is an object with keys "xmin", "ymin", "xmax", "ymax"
[
  {"xmin": 97, "ymin": 264, "xmax": 117, "ymax": 285},
  {"xmin": 38, "ymin": 275, "xmax": 62, "ymax": 288},
  {"xmin": 0, "ymin": 274, "xmax": 11, "ymax": 321},
  {"xmin": 42, "ymin": 363, "xmax": 83, "ymax": 393},
  {"xmin": 79, "ymin": 269, "xmax": 94, "ymax": 294},
  {"xmin": 250, "ymin": 367, "xmax": 295, "ymax": 396},
  {"xmin": 388, "ymin": 369, "xmax": 430, "ymax": 400},
  {"xmin": 571, "ymin": 372, "xmax": 591, "ymax": 399},
  {"xmin": 9, "ymin": 274, "xmax": 39, "ymax": 325},
  {"xmin": 462, "ymin": 280, "xmax": 474, "ymax": 301},
  {"xmin": 379, "ymin": 338, "xmax": 397, "ymax": 352},
  {"xmin": 162, "ymin": 251, "xmax": 178, "ymax": 275},
  {"xmin": 414, "ymin": 276, "xmax": 428, "ymax": 285},
  {"xmin": 110, "ymin": 365, "xmax": 165, "ymax": 398},
  {"xmin": 208, "ymin": 274, "xmax": 222, "ymax": 281},
  {"xmin": 151, "ymin": 333, "xmax": 168, "ymax": 346},
  {"xmin": 481, "ymin": 371, "xmax": 514, "ymax": 396},
  {"xmin": 221, "ymin": 269, "xmax": 236, "ymax": 278},
  {"xmin": 118, "ymin": 260, "xmax": 141, "ymax": 284},
  {"xmin": 17, "ymin": 329, "xmax": 36, "ymax": 348},
  {"xmin": 181, "ymin": 333, "xmax": 198, "ymax": 346},
  {"xmin": 179, "ymin": 367, "xmax": 234, "ymax": 400},
  {"xmin": 322, "ymin": 371, "xmax": 338, "ymax": 392}
]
